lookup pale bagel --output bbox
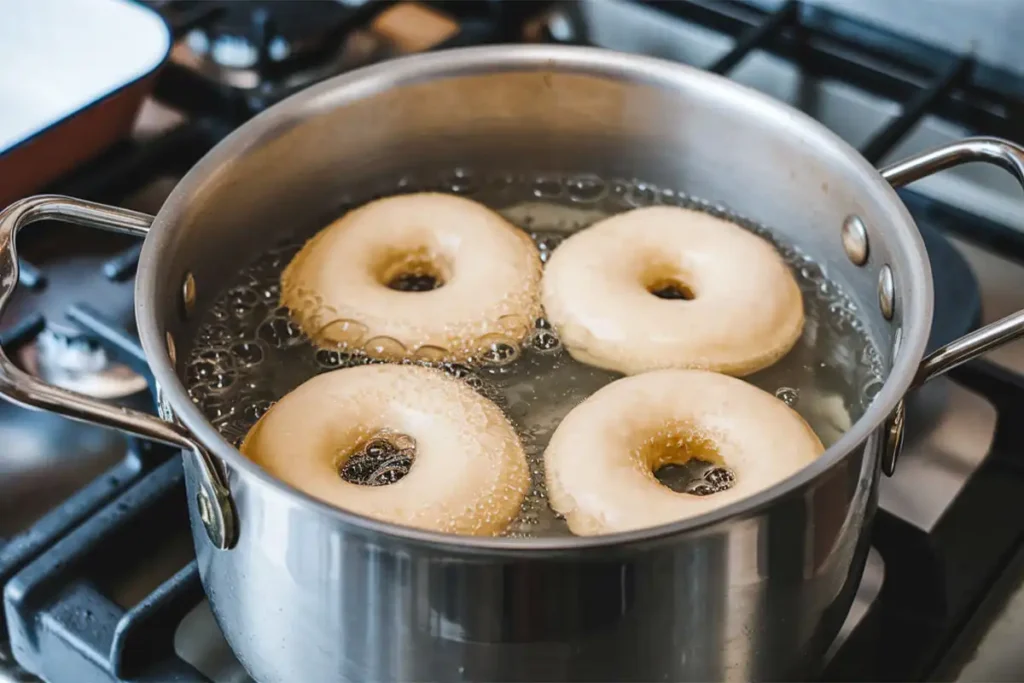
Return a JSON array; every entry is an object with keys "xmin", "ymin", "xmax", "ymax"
[
  {"xmin": 281, "ymin": 192, "xmax": 542, "ymax": 362},
  {"xmin": 541, "ymin": 206, "xmax": 804, "ymax": 376},
  {"xmin": 241, "ymin": 364, "xmax": 530, "ymax": 536},
  {"xmin": 544, "ymin": 369, "xmax": 824, "ymax": 535}
]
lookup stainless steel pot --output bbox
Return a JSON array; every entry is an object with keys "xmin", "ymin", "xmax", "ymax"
[{"xmin": 3, "ymin": 46, "xmax": 1024, "ymax": 682}]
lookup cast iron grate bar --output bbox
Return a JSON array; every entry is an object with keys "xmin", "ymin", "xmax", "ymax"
[
  {"xmin": 0, "ymin": 454, "xmax": 146, "ymax": 635},
  {"xmin": 154, "ymin": 62, "xmax": 252, "ymax": 123},
  {"xmin": 860, "ymin": 55, "xmax": 975, "ymax": 164},
  {"xmin": 0, "ymin": 313, "xmax": 45, "ymax": 355},
  {"xmin": 616, "ymin": 0, "xmax": 1023, "ymax": 265},
  {"xmin": 4, "ymin": 459, "xmax": 210, "ymax": 683},
  {"xmin": 708, "ymin": 0, "xmax": 799, "ymax": 75},
  {"xmin": 17, "ymin": 260, "xmax": 45, "ymax": 291},
  {"xmin": 50, "ymin": 123, "xmax": 219, "ymax": 205},
  {"xmin": 110, "ymin": 562, "xmax": 206, "ymax": 680},
  {"xmin": 636, "ymin": 0, "xmax": 1023, "ymax": 144},
  {"xmin": 102, "ymin": 244, "xmax": 145, "ymax": 282}
]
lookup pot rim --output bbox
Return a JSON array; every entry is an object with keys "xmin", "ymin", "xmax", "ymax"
[{"xmin": 136, "ymin": 44, "xmax": 932, "ymax": 555}]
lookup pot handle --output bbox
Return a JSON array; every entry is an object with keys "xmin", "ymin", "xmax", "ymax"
[
  {"xmin": 0, "ymin": 195, "xmax": 237, "ymax": 549},
  {"xmin": 879, "ymin": 137, "xmax": 1024, "ymax": 475}
]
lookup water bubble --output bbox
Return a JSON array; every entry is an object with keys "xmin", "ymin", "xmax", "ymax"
[
  {"xmin": 258, "ymin": 316, "xmax": 304, "ymax": 348},
  {"xmin": 531, "ymin": 232, "xmax": 564, "ymax": 263},
  {"xmin": 315, "ymin": 318, "xmax": 368, "ymax": 349},
  {"xmin": 775, "ymin": 386, "xmax": 799, "ymax": 407},
  {"xmin": 566, "ymin": 174, "xmax": 607, "ymax": 203},
  {"xmin": 345, "ymin": 350, "xmax": 376, "ymax": 367},
  {"xmin": 686, "ymin": 467, "xmax": 736, "ymax": 496},
  {"xmin": 441, "ymin": 362, "xmax": 487, "ymax": 391},
  {"xmin": 800, "ymin": 262, "xmax": 826, "ymax": 284},
  {"xmin": 216, "ymin": 419, "xmax": 249, "ymax": 444},
  {"xmin": 827, "ymin": 300, "xmax": 850, "ymax": 318},
  {"xmin": 196, "ymin": 324, "xmax": 231, "ymax": 346},
  {"xmin": 228, "ymin": 286, "xmax": 259, "ymax": 310},
  {"xmin": 413, "ymin": 345, "xmax": 448, "ymax": 363},
  {"xmin": 315, "ymin": 348, "xmax": 346, "ymax": 369},
  {"xmin": 364, "ymin": 336, "xmax": 407, "ymax": 360},
  {"xmin": 368, "ymin": 461, "xmax": 412, "ymax": 486},
  {"xmin": 340, "ymin": 436, "xmax": 414, "ymax": 486},
  {"xmin": 625, "ymin": 182, "xmax": 658, "ymax": 207},
  {"xmin": 230, "ymin": 341, "xmax": 265, "ymax": 366},
  {"xmin": 708, "ymin": 203, "xmax": 731, "ymax": 219},
  {"xmin": 210, "ymin": 368, "xmax": 236, "ymax": 390},
  {"xmin": 238, "ymin": 378, "xmax": 261, "ymax": 393},
  {"xmin": 532, "ymin": 175, "xmax": 564, "ymax": 198},
  {"xmin": 187, "ymin": 360, "xmax": 217, "ymax": 384},
  {"xmin": 391, "ymin": 433, "xmax": 416, "ymax": 451},
  {"xmin": 205, "ymin": 399, "xmax": 235, "ymax": 423},
  {"xmin": 189, "ymin": 383, "xmax": 213, "ymax": 406},
  {"xmin": 861, "ymin": 378, "xmax": 884, "ymax": 405},
  {"xmin": 442, "ymin": 363, "xmax": 473, "ymax": 380},
  {"xmin": 260, "ymin": 283, "xmax": 280, "ymax": 304},
  {"xmin": 444, "ymin": 168, "xmax": 479, "ymax": 195},
  {"xmin": 243, "ymin": 398, "xmax": 275, "ymax": 421},
  {"xmin": 199, "ymin": 348, "xmax": 234, "ymax": 368},
  {"xmin": 476, "ymin": 334, "xmax": 520, "ymax": 367},
  {"xmin": 529, "ymin": 329, "xmax": 561, "ymax": 353},
  {"xmin": 861, "ymin": 345, "xmax": 882, "ymax": 373}
]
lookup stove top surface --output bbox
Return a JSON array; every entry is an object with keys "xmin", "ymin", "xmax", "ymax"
[{"xmin": 3, "ymin": 1, "xmax": 1024, "ymax": 682}]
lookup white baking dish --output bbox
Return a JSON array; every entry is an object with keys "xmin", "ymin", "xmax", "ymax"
[{"xmin": 0, "ymin": 0, "xmax": 171, "ymax": 205}]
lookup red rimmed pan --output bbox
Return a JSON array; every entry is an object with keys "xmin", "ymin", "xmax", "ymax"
[{"xmin": 0, "ymin": 0, "xmax": 171, "ymax": 207}]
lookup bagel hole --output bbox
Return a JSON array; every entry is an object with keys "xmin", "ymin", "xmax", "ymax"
[
  {"xmin": 648, "ymin": 278, "xmax": 696, "ymax": 301},
  {"xmin": 389, "ymin": 272, "xmax": 442, "ymax": 292},
  {"xmin": 655, "ymin": 462, "xmax": 736, "ymax": 496},
  {"xmin": 376, "ymin": 247, "xmax": 449, "ymax": 292},
  {"xmin": 643, "ymin": 428, "xmax": 736, "ymax": 496},
  {"xmin": 339, "ymin": 433, "xmax": 415, "ymax": 486}
]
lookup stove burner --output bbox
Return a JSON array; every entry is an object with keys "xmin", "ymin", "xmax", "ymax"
[
  {"xmin": 184, "ymin": 1, "xmax": 356, "ymax": 71},
  {"xmin": 23, "ymin": 329, "xmax": 148, "ymax": 400}
]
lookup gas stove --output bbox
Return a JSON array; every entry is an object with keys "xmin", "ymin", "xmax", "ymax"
[{"xmin": 3, "ymin": 1, "xmax": 1024, "ymax": 681}]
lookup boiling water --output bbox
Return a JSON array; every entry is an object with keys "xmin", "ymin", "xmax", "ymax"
[{"xmin": 185, "ymin": 171, "xmax": 884, "ymax": 538}]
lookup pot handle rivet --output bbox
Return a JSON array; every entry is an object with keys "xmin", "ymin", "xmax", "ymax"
[
  {"xmin": 877, "ymin": 265, "xmax": 895, "ymax": 321},
  {"xmin": 0, "ymin": 195, "xmax": 238, "ymax": 548},
  {"xmin": 841, "ymin": 215, "xmax": 869, "ymax": 266},
  {"xmin": 880, "ymin": 399, "xmax": 906, "ymax": 476},
  {"xmin": 182, "ymin": 272, "xmax": 197, "ymax": 316},
  {"xmin": 196, "ymin": 486, "xmax": 236, "ymax": 550},
  {"xmin": 166, "ymin": 331, "xmax": 177, "ymax": 367}
]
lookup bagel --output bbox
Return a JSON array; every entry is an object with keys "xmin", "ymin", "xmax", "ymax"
[
  {"xmin": 544, "ymin": 369, "xmax": 824, "ymax": 535},
  {"xmin": 281, "ymin": 192, "xmax": 542, "ymax": 362},
  {"xmin": 240, "ymin": 363, "xmax": 530, "ymax": 536},
  {"xmin": 541, "ymin": 205, "xmax": 804, "ymax": 376}
]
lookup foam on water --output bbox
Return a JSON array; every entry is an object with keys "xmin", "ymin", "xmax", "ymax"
[{"xmin": 185, "ymin": 170, "xmax": 884, "ymax": 538}]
